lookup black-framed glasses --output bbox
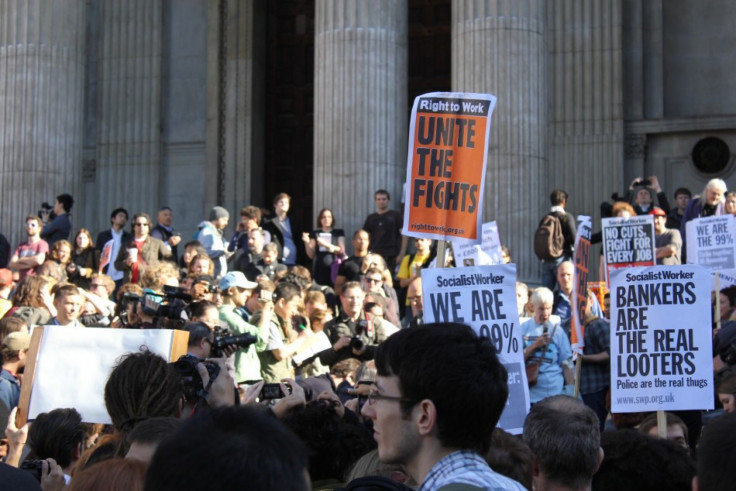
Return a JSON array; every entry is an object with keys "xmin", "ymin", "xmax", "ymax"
[{"xmin": 367, "ymin": 388, "xmax": 413, "ymax": 406}]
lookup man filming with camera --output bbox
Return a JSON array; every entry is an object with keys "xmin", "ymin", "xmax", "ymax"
[{"xmin": 318, "ymin": 281, "xmax": 390, "ymax": 368}]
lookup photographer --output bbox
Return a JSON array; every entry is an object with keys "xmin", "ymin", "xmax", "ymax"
[
  {"xmin": 627, "ymin": 175, "xmax": 671, "ymax": 215},
  {"xmin": 218, "ymin": 272, "xmax": 273, "ymax": 383},
  {"xmin": 253, "ymin": 282, "xmax": 313, "ymax": 382},
  {"xmin": 318, "ymin": 282, "xmax": 390, "ymax": 368}
]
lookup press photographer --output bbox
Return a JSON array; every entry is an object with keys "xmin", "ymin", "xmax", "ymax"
[{"xmin": 173, "ymin": 322, "xmax": 245, "ymax": 409}]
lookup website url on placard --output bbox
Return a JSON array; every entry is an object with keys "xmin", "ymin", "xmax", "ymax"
[
  {"xmin": 410, "ymin": 223, "xmax": 464, "ymax": 235},
  {"xmin": 616, "ymin": 393, "xmax": 675, "ymax": 406}
]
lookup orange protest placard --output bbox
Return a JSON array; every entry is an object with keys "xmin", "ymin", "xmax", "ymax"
[{"xmin": 403, "ymin": 92, "xmax": 496, "ymax": 242}]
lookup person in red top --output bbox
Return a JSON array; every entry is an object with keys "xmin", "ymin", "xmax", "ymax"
[
  {"xmin": 113, "ymin": 213, "xmax": 171, "ymax": 284},
  {"xmin": 8, "ymin": 215, "xmax": 49, "ymax": 281}
]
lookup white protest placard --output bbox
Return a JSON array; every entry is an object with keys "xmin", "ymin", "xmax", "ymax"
[
  {"xmin": 421, "ymin": 264, "xmax": 529, "ymax": 433},
  {"xmin": 712, "ymin": 269, "xmax": 736, "ymax": 290},
  {"xmin": 686, "ymin": 215, "xmax": 736, "ymax": 270},
  {"xmin": 610, "ymin": 265, "xmax": 713, "ymax": 413},
  {"xmin": 452, "ymin": 221, "xmax": 503, "ymax": 266},
  {"xmin": 25, "ymin": 327, "xmax": 187, "ymax": 424},
  {"xmin": 601, "ymin": 215, "xmax": 656, "ymax": 285}
]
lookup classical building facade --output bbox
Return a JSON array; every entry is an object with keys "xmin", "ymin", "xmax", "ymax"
[{"xmin": 1, "ymin": 0, "xmax": 734, "ymax": 281}]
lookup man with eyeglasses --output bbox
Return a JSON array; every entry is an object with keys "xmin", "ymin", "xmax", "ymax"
[
  {"xmin": 361, "ymin": 323, "xmax": 525, "ymax": 490},
  {"xmin": 8, "ymin": 215, "xmax": 49, "ymax": 280},
  {"xmin": 363, "ymin": 267, "xmax": 400, "ymax": 326},
  {"xmin": 406, "ymin": 277, "xmax": 424, "ymax": 328},
  {"xmin": 114, "ymin": 213, "xmax": 171, "ymax": 284},
  {"xmin": 318, "ymin": 282, "xmax": 390, "ymax": 368}
]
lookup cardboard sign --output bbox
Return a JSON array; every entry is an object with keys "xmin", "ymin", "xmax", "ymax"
[
  {"xmin": 571, "ymin": 216, "xmax": 592, "ymax": 356},
  {"xmin": 452, "ymin": 221, "xmax": 503, "ymax": 266},
  {"xmin": 610, "ymin": 266, "xmax": 713, "ymax": 413},
  {"xmin": 18, "ymin": 327, "xmax": 188, "ymax": 425},
  {"xmin": 403, "ymin": 92, "xmax": 496, "ymax": 242},
  {"xmin": 421, "ymin": 264, "xmax": 529, "ymax": 433},
  {"xmin": 601, "ymin": 215, "xmax": 656, "ymax": 285},
  {"xmin": 686, "ymin": 215, "xmax": 736, "ymax": 270}
]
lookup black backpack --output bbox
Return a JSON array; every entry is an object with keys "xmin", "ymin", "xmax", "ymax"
[{"xmin": 534, "ymin": 213, "xmax": 566, "ymax": 260}]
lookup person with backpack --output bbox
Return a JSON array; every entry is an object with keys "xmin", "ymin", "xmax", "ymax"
[{"xmin": 535, "ymin": 189, "xmax": 576, "ymax": 289}]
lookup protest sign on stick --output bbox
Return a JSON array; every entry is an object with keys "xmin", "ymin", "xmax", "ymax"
[
  {"xmin": 452, "ymin": 221, "xmax": 503, "ymax": 266},
  {"xmin": 421, "ymin": 264, "xmax": 529, "ymax": 433},
  {"xmin": 610, "ymin": 265, "xmax": 713, "ymax": 413},
  {"xmin": 17, "ymin": 326, "xmax": 188, "ymax": 426},
  {"xmin": 686, "ymin": 215, "xmax": 736, "ymax": 270},
  {"xmin": 403, "ymin": 92, "xmax": 496, "ymax": 242},
  {"xmin": 601, "ymin": 215, "xmax": 655, "ymax": 286},
  {"xmin": 571, "ymin": 216, "xmax": 592, "ymax": 396}
]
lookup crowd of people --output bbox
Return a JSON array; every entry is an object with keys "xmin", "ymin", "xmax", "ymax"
[{"xmin": 0, "ymin": 178, "xmax": 734, "ymax": 490}]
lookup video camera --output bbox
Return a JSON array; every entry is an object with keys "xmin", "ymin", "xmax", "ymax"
[
  {"xmin": 211, "ymin": 325, "xmax": 257, "ymax": 358},
  {"xmin": 350, "ymin": 319, "xmax": 369, "ymax": 350},
  {"xmin": 141, "ymin": 285, "xmax": 191, "ymax": 319}
]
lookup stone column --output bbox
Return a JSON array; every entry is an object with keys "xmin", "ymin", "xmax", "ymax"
[
  {"xmin": 452, "ymin": 0, "xmax": 547, "ymax": 282},
  {"xmin": 547, "ymin": 0, "xmax": 624, "ymax": 281},
  {"xmin": 0, "ymin": 0, "xmax": 85, "ymax": 247},
  {"xmin": 96, "ymin": 0, "xmax": 162, "ymax": 220},
  {"xmin": 314, "ymin": 0, "xmax": 407, "ymax": 238}
]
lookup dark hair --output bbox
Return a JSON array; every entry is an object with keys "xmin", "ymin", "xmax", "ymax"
[
  {"xmin": 189, "ymin": 300, "xmax": 218, "ymax": 320},
  {"xmin": 523, "ymin": 395, "xmax": 600, "ymax": 488},
  {"xmin": 110, "ymin": 208, "xmax": 129, "ymax": 221},
  {"xmin": 126, "ymin": 417, "xmax": 180, "ymax": 446},
  {"xmin": 274, "ymin": 281, "xmax": 301, "ymax": 303},
  {"xmin": 316, "ymin": 208, "xmax": 335, "ymax": 228},
  {"xmin": 331, "ymin": 358, "xmax": 361, "ymax": 378},
  {"xmin": 374, "ymin": 323, "xmax": 508, "ymax": 454},
  {"xmin": 674, "ymin": 187, "xmax": 692, "ymax": 199},
  {"xmin": 29, "ymin": 408, "xmax": 85, "ymax": 468},
  {"xmin": 485, "ymin": 429, "xmax": 534, "ymax": 491},
  {"xmin": 550, "ymin": 189, "xmax": 568, "ymax": 206},
  {"xmin": 104, "ymin": 350, "xmax": 182, "ymax": 455},
  {"xmin": 240, "ymin": 205, "xmax": 263, "ymax": 222},
  {"xmin": 697, "ymin": 412, "xmax": 736, "ymax": 491},
  {"xmin": 132, "ymin": 213, "xmax": 151, "ymax": 227},
  {"xmin": 637, "ymin": 412, "xmax": 688, "ymax": 442},
  {"xmin": 282, "ymin": 401, "xmax": 373, "ymax": 482},
  {"xmin": 352, "ymin": 229, "xmax": 369, "ymax": 240},
  {"xmin": 181, "ymin": 321, "xmax": 213, "ymax": 348},
  {"xmin": 57, "ymin": 193, "xmax": 74, "ymax": 213},
  {"xmin": 284, "ymin": 266, "xmax": 312, "ymax": 287},
  {"xmin": 145, "ymin": 406, "xmax": 309, "ymax": 491},
  {"xmin": 592, "ymin": 430, "xmax": 695, "ymax": 491},
  {"xmin": 374, "ymin": 189, "xmax": 390, "ymax": 200}
]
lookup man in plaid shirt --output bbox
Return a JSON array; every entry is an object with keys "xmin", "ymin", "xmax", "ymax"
[{"xmin": 579, "ymin": 289, "xmax": 611, "ymax": 432}]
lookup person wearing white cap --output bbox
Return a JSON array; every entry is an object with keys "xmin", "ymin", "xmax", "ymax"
[
  {"xmin": 197, "ymin": 206, "xmax": 231, "ymax": 279},
  {"xmin": 1, "ymin": 331, "xmax": 31, "ymax": 411},
  {"xmin": 218, "ymin": 271, "xmax": 273, "ymax": 383}
]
